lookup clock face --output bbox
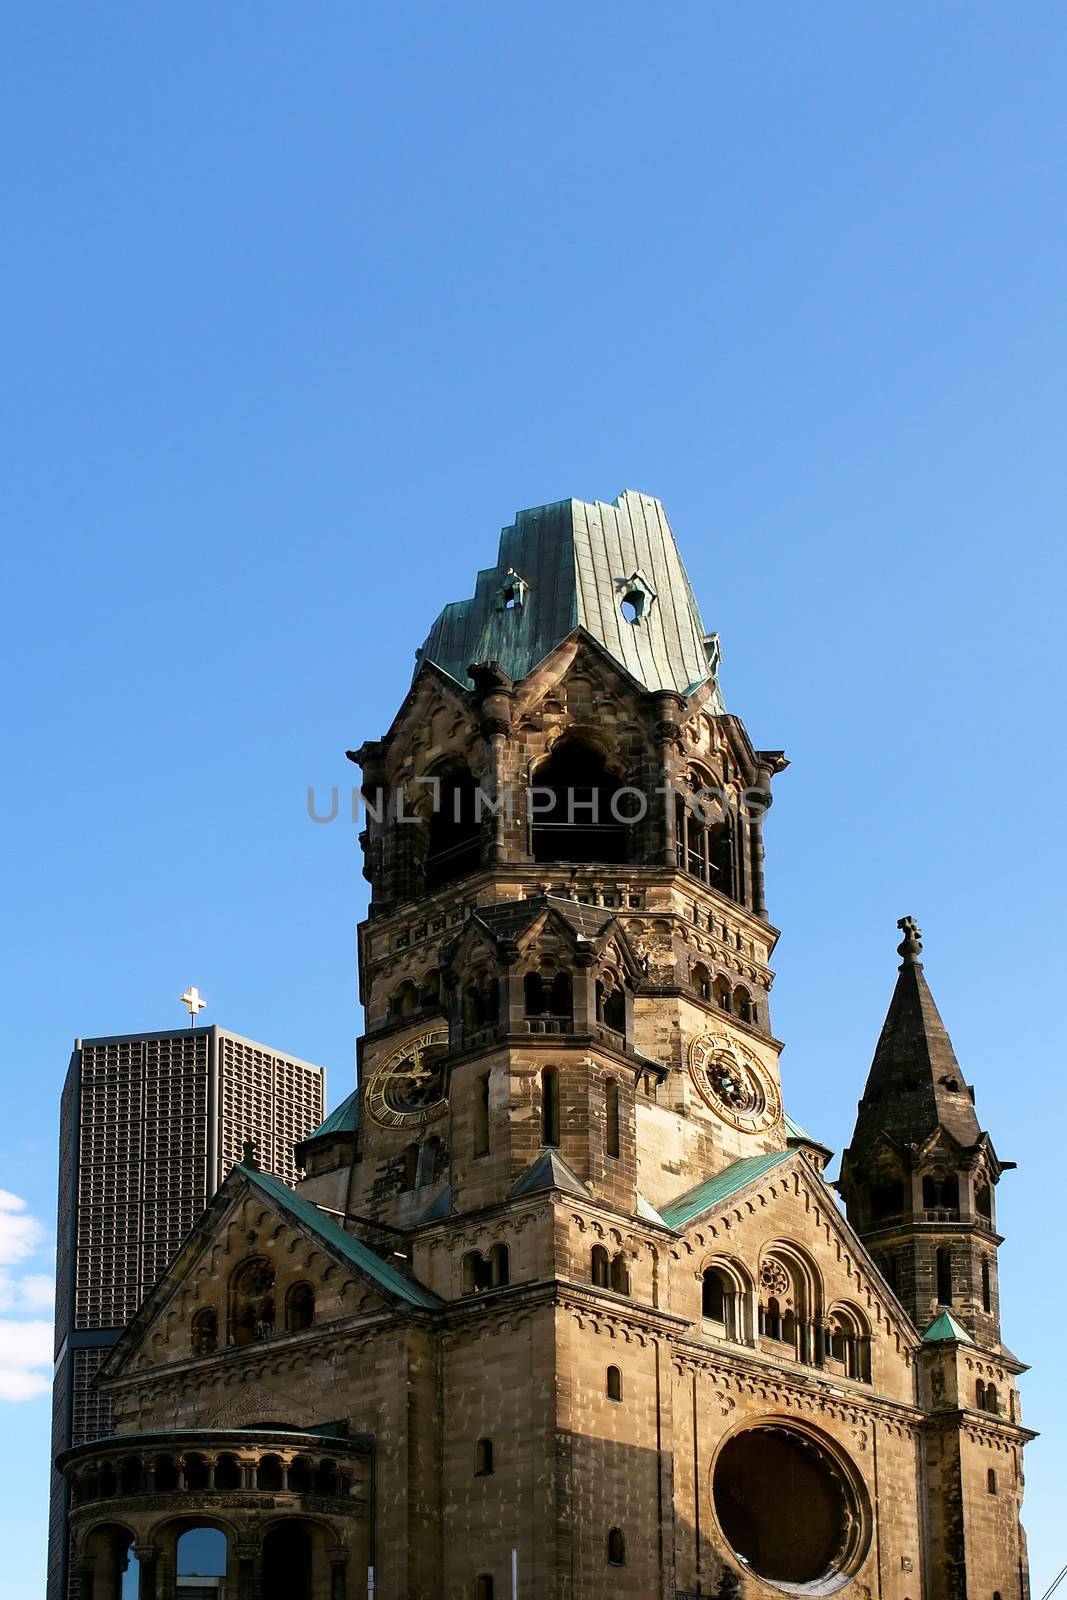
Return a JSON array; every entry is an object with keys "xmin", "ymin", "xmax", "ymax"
[
  {"xmin": 689, "ymin": 1032, "xmax": 782, "ymax": 1134},
  {"xmin": 366, "ymin": 1028, "xmax": 450, "ymax": 1128}
]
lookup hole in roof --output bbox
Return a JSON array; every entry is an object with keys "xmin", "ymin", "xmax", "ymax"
[
  {"xmin": 620, "ymin": 591, "xmax": 645, "ymax": 624},
  {"xmin": 502, "ymin": 587, "xmax": 518, "ymax": 609}
]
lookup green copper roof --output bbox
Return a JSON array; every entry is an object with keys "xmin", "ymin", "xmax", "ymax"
[
  {"xmin": 660, "ymin": 1150, "xmax": 794, "ymax": 1231},
  {"xmin": 238, "ymin": 1165, "xmax": 440, "ymax": 1310},
  {"xmin": 304, "ymin": 1087, "xmax": 360, "ymax": 1142},
  {"xmin": 418, "ymin": 491, "xmax": 725, "ymax": 702},
  {"xmin": 783, "ymin": 1111, "xmax": 812, "ymax": 1142},
  {"xmin": 922, "ymin": 1309, "xmax": 974, "ymax": 1345}
]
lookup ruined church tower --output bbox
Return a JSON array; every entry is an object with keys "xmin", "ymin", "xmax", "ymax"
[{"xmin": 59, "ymin": 492, "xmax": 1031, "ymax": 1600}]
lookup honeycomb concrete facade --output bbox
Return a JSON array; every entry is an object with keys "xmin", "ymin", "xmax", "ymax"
[{"xmin": 56, "ymin": 493, "xmax": 1032, "ymax": 1600}]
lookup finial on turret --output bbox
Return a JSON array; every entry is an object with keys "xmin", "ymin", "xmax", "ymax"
[{"xmin": 896, "ymin": 915, "xmax": 923, "ymax": 965}]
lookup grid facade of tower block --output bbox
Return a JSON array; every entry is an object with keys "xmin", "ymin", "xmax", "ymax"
[{"xmin": 48, "ymin": 1025, "xmax": 325, "ymax": 1600}]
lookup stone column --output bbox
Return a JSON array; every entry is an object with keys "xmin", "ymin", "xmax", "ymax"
[
  {"xmin": 328, "ymin": 1548, "xmax": 350, "ymax": 1600},
  {"xmin": 235, "ymin": 1542, "xmax": 262, "ymax": 1600},
  {"xmin": 133, "ymin": 1545, "xmax": 158, "ymax": 1600},
  {"xmin": 69, "ymin": 1558, "xmax": 95, "ymax": 1600}
]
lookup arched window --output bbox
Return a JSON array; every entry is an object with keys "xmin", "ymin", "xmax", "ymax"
[
  {"xmin": 541, "ymin": 1066, "xmax": 560, "ymax": 1147},
  {"xmin": 712, "ymin": 975, "xmax": 732, "ymax": 1013},
  {"xmin": 154, "ymin": 1455, "xmax": 178, "ymax": 1491},
  {"xmin": 733, "ymin": 987, "xmax": 753, "ymax": 1024},
  {"xmin": 976, "ymin": 1182, "xmax": 993, "ymax": 1221},
  {"xmin": 591, "ymin": 1245, "xmax": 610, "ymax": 1288},
  {"xmin": 982, "ymin": 1257, "xmax": 992, "ymax": 1314},
  {"xmin": 675, "ymin": 782, "xmax": 734, "ymax": 895},
  {"xmin": 692, "ymin": 962, "xmax": 713, "ymax": 1002},
  {"xmin": 475, "ymin": 1578, "xmax": 495, "ymax": 1600},
  {"xmin": 257, "ymin": 1455, "xmax": 284, "ymax": 1491},
  {"xmin": 605, "ymin": 1079, "xmax": 621, "ymax": 1159},
  {"xmin": 488, "ymin": 1243, "xmax": 510, "ymax": 1287},
  {"xmin": 606, "ymin": 1365, "xmax": 623, "ymax": 1402},
  {"xmin": 475, "ymin": 1438, "xmax": 494, "ymax": 1476},
  {"xmin": 702, "ymin": 1268, "xmax": 725, "ymax": 1322},
  {"xmin": 596, "ymin": 977, "xmax": 626, "ymax": 1035},
  {"xmin": 609, "ymin": 1252, "xmax": 630, "ymax": 1295},
  {"xmin": 975, "ymin": 1379, "xmax": 986, "ymax": 1409},
  {"xmin": 985, "ymin": 1384, "xmax": 999, "ymax": 1414},
  {"xmin": 231, "ymin": 1258, "xmax": 276, "ymax": 1345},
  {"xmin": 463, "ymin": 975, "xmax": 497, "ymax": 1035},
  {"xmin": 389, "ymin": 979, "xmax": 419, "ymax": 1018},
  {"xmin": 923, "ymin": 1173, "xmax": 960, "ymax": 1214},
  {"xmin": 426, "ymin": 766, "xmax": 481, "ymax": 890},
  {"xmin": 215, "ymin": 1454, "xmax": 241, "ymax": 1491},
  {"xmin": 936, "ymin": 1248, "xmax": 953, "ymax": 1305},
  {"xmin": 402, "ymin": 1143, "xmax": 420, "ymax": 1190},
  {"xmin": 184, "ymin": 1453, "xmax": 207, "ymax": 1491},
  {"xmin": 286, "ymin": 1281, "xmax": 315, "ymax": 1332},
  {"xmin": 988, "ymin": 1468, "xmax": 997, "ymax": 1495},
  {"xmin": 531, "ymin": 740, "xmax": 630, "ymax": 864},
  {"xmin": 416, "ymin": 1134, "xmax": 441, "ymax": 1187},
  {"xmin": 607, "ymin": 1527, "xmax": 626, "ymax": 1566},
  {"xmin": 191, "ymin": 1307, "xmax": 218, "ymax": 1354},
  {"xmin": 473, "ymin": 1071, "xmax": 491, "ymax": 1157},
  {"xmin": 524, "ymin": 970, "xmax": 546, "ymax": 1016},
  {"xmin": 870, "ymin": 1180, "xmax": 904, "ymax": 1220}
]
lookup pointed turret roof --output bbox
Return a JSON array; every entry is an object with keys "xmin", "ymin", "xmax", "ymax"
[
  {"xmin": 922, "ymin": 1309, "xmax": 974, "ymax": 1345},
  {"xmin": 844, "ymin": 917, "xmax": 981, "ymax": 1171}
]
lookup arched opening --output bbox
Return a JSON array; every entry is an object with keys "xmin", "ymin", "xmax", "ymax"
[
  {"xmin": 988, "ymin": 1468, "xmax": 998, "ymax": 1495},
  {"xmin": 426, "ymin": 766, "xmax": 481, "ymax": 890},
  {"xmin": 982, "ymin": 1257, "xmax": 993, "ymax": 1314},
  {"xmin": 191, "ymin": 1307, "xmax": 218, "ymax": 1355},
  {"xmin": 607, "ymin": 1528, "xmax": 626, "ymax": 1567},
  {"xmin": 419, "ymin": 970, "xmax": 442, "ymax": 1011},
  {"xmin": 118, "ymin": 1457, "xmax": 143, "ymax": 1496},
  {"xmin": 595, "ymin": 977, "xmax": 626, "ymax": 1036},
  {"xmin": 231, "ymin": 1258, "xmax": 276, "ymax": 1345},
  {"xmin": 702, "ymin": 1266, "xmax": 738, "ymax": 1337},
  {"xmin": 525, "ymin": 968, "xmax": 573, "ymax": 1031},
  {"xmin": 675, "ymin": 784, "xmax": 734, "ymax": 896},
  {"xmin": 936, "ymin": 1247, "xmax": 953, "ymax": 1305},
  {"xmin": 184, "ymin": 1453, "xmax": 209, "ymax": 1491},
  {"xmin": 289, "ymin": 1456, "xmax": 314, "ymax": 1493},
  {"xmin": 733, "ymin": 986, "xmax": 754, "ymax": 1024},
  {"xmin": 713, "ymin": 1426, "xmax": 867, "ymax": 1587},
  {"xmin": 475, "ymin": 1578, "xmax": 495, "ymax": 1600},
  {"xmin": 606, "ymin": 1365, "xmax": 623, "ymax": 1402},
  {"xmin": 712, "ymin": 975, "xmax": 732, "ymax": 1013},
  {"xmin": 389, "ymin": 979, "xmax": 420, "ymax": 1019},
  {"xmin": 155, "ymin": 1455, "xmax": 179, "ymax": 1492},
  {"xmin": 609, "ymin": 1252, "xmax": 630, "ymax": 1295},
  {"xmin": 976, "ymin": 1379, "xmax": 987, "ymax": 1409},
  {"xmin": 475, "ymin": 1437, "xmax": 494, "ymax": 1476},
  {"xmin": 488, "ymin": 1243, "xmax": 510, "ymax": 1287},
  {"xmin": 315, "ymin": 1459, "xmax": 339, "ymax": 1495},
  {"xmin": 416, "ymin": 1134, "xmax": 442, "ymax": 1187},
  {"xmin": 176, "ymin": 1526, "xmax": 228, "ymax": 1597},
  {"xmin": 541, "ymin": 1066, "xmax": 560, "ymax": 1147},
  {"xmin": 463, "ymin": 973, "xmax": 498, "ymax": 1038},
  {"xmin": 985, "ymin": 1383, "xmax": 999, "ymax": 1414},
  {"xmin": 257, "ymin": 1455, "xmax": 284, "ymax": 1491},
  {"xmin": 214, "ymin": 1454, "xmax": 241, "ymax": 1491},
  {"xmin": 262, "ymin": 1523, "xmax": 312, "ymax": 1600},
  {"xmin": 402, "ymin": 1143, "xmax": 420, "ymax": 1191},
  {"xmin": 976, "ymin": 1182, "xmax": 993, "ymax": 1221},
  {"xmin": 285, "ymin": 1282, "xmax": 315, "ymax": 1332},
  {"xmin": 692, "ymin": 961, "xmax": 713, "ymax": 1002},
  {"xmin": 923, "ymin": 1173, "xmax": 960, "ymax": 1215},
  {"xmin": 531, "ymin": 741, "xmax": 630, "ymax": 864},
  {"xmin": 870, "ymin": 1179, "xmax": 904, "ymax": 1221},
  {"xmin": 591, "ymin": 1245, "xmax": 610, "ymax": 1288},
  {"xmin": 84, "ymin": 1523, "xmax": 138, "ymax": 1600}
]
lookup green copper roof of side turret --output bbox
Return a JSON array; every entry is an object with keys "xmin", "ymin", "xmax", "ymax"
[
  {"xmin": 922, "ymin": 1309, "xmax": 974, "ymax": 1345},
  {"xmin": 304, "ymin": 1087, "xmax": 360, "ymax": 1142},
  {"xmin": 418, "ymin": 491, "xmax": 725, "ymax": 702}
]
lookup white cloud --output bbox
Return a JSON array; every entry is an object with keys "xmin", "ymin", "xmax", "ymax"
[
  {"xmin": 0, "ymin": 1190, "xmax": 44, "ymax": 1266},
  {"xmin": 0, "ymin": 1319, "xmax": 52, "ymax": 1401},
  {"xmin": 0, "ymin": 1194, "xmax": 55, "ymax": 1400}
]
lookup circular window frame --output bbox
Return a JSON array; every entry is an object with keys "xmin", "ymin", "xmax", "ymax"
[{"xmin": 708, "ymin": 1419, "xmax": 872, "ymax": 1596}]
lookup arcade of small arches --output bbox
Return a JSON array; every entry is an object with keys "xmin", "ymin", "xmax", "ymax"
[
  {"xmin": 691, "ymin": 1249, "xmax": 874, "ymax": 1383},
  {"xmin": 61, "ymin": 1431, "xmax": 369, "ymax": 1600},
  {"xmin": 862, "ymin": 1159, "xmax": 997, "ymax": 1233},
  {"xmin": 690, "ymin": 961, "xmax": 760, "ymax": 1027},
  {"xmin": 373, "ymin": 737, "xmax": 758, "ymax": 910},
  {"xmin": 188, "ymin": 1259, "xmax": 318, "ymax": 1355}
]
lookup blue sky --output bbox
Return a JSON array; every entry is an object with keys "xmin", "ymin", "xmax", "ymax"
[{"xmin": 2, "ymin": 3, "xmax": 1065, "ymax": 1593}]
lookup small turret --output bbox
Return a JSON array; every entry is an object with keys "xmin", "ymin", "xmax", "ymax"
[{"xmin": 839, "ymin": 918, "xmax": 1010, "ymax": 1347}]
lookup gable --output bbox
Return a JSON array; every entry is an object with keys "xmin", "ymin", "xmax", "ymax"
[
  {"xmin": 666, "ymin": 1151, "xmax": 921, "ymax": 1356},
  {"xmin": 103, "ymin": 1165, "xmax": 440, "ymax": 1380}
]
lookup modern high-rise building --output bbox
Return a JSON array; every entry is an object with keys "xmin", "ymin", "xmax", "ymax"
[{"xmin": 48, "ymin": 1025, "xmax": 325, "ymax": 1600}]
